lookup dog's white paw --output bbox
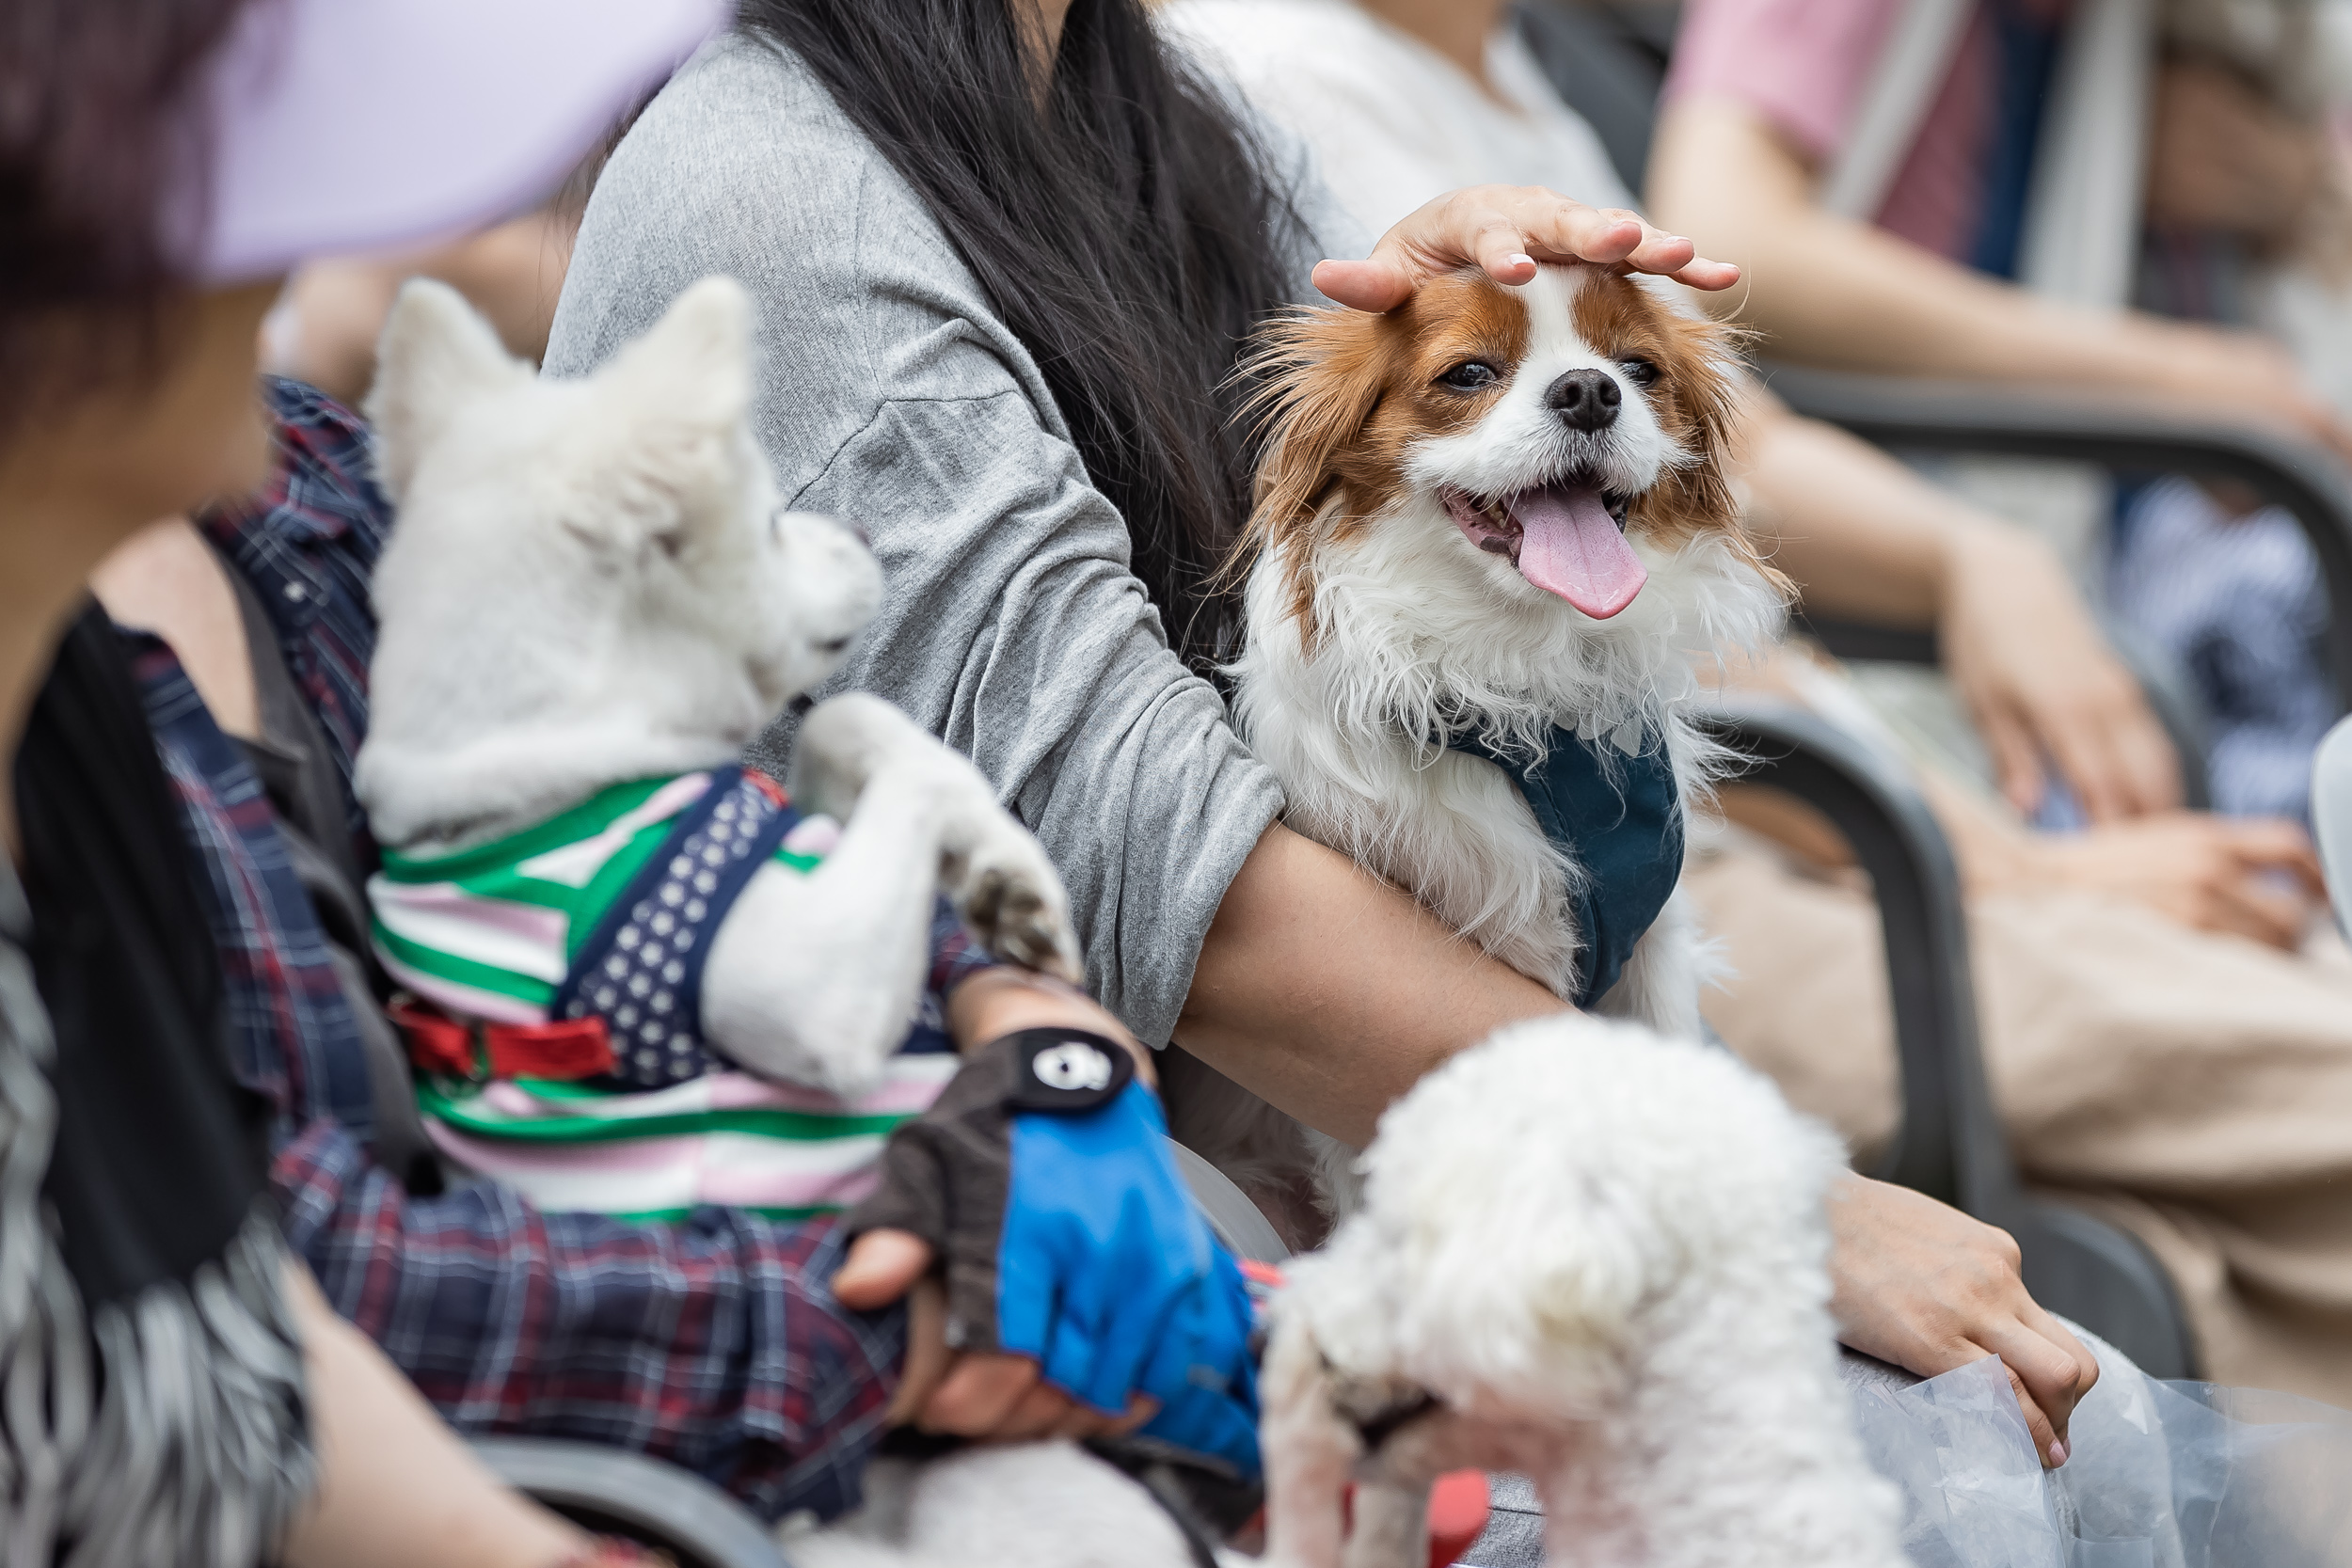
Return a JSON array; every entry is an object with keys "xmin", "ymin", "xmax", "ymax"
[
  {"xmin": 792, "ymin": 693, "xmax": 1083, "ymax": 982},
  {"xmin": 943, "ymin": 804, "xmax": 1084, "ymax": 984}
]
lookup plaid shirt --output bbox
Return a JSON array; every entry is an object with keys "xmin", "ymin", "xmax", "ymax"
[{"xmin": 150, "ymin": 378, "xmax": 906, "ymax": 1521}]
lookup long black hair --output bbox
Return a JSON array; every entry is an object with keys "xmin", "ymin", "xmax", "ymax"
[{"xmin": 738, "ymin": 0, "xmax": 1309, "ymax": 668}]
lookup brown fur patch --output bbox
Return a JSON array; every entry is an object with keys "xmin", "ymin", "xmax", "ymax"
[
  {"xmin": 1230, "ymin": 273, "xmax": 1530, "ymax": 638},
  {"xmin": 1568, "ymin": 275, "xmax": 1785, "ymax": 591}
]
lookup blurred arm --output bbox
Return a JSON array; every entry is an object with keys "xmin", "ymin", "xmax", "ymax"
[
  {"xmin": 1735, "ymin": 390, "xmax": 2182, "ymax": 818},
  {"xmin": 278, "ymin": 1263, "xmax": 585, "ymax": 1568},
  {"xmin": 1647, "ymin": 100, "xmax": 2168, "ymax": 382},
  {"xmin": 1647, "ymin": 99, "xmax": 2350, "ymax": 456}
]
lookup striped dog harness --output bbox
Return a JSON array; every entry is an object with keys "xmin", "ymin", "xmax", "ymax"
[{"xmin": 370, "ymin": 766, "xmax": 977, "ymax": 1221}]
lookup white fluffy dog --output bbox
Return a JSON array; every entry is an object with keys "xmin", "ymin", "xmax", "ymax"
[
  {"xmin": 359, "ymin": 275, "xmax": 1078, "ymax": 1101},
  {"xmin": 1258, "ymin": 1016, "xmax": 1905, "ymax": 1568},
  {"xmin": 788, "ymin": 1013, "xmax": 1905, "ymax": 1568}
]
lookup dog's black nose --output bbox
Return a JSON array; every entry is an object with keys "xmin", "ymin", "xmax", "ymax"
[{"xmin": 1545, "ymin": 368, "xmax": 1621, "ymax": 432}]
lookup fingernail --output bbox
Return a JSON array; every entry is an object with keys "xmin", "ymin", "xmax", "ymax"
[
  {"xmin": 2048, "ymin": 1438, "xmax": 2069, "ymax": 1466},
  {"xmin": 1506, "ymin": 252, "xmax": 1534, "ymax": 270}
]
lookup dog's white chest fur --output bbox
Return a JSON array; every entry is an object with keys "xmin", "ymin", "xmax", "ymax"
[{"xmin": 1229, "ymin": 522, "xmax": 1774, "ymax": 1040}]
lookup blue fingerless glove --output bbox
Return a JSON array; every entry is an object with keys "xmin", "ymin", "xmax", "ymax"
[{"xmin": 845, "ymin": 1027, "xmax": 1261, "ymax": 1478}]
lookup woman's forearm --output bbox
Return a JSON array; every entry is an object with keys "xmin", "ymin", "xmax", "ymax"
[
  {"xmin": 1738, "ymin": 395, "xmax": 1970, "ymax": 626},
  {"xmin": 1175, "ymin": 821, "xmax": 1563, "ymax": 1148},
  {"xmin": 1646, "ymin": 101, "xmax": 2173, "ymax": 389}
]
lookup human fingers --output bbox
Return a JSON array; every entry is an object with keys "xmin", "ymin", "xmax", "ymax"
[
  {"xmin": 1508, "ymin": 194, "xmax": 1740, "ymax": 289},
  {"xmin": 2206, "ymin": 871, "xmax": 2312, "ymax": 949},
  {"xmin": 1978, "ymin": 1311, "xmax": 2095, "ymax": 1465},
  {"xmin": 991, "ymin": 1379, "xmax": 1081, "ymax": 1441},
  {"xmin": 1042, "ymin": 1390, "xmax": 1159, "ymax": 1443},
  {"xmin": 1109, "ymin": 1390, "xmax": 1159, "ymax": 1436},
  {"xmin": 2017, "ymin": 1297, "xmax": 2102, "ymax": 1426},
  {"xmin": 2097, "ymin": 698, "xmax": 2186, "ymax": 817},
  {"xmin": 2219, "ymin": 817, "xmax": 2328, "ymax": 895},
  {"xmin": 920, "ymin": 1354, "xmax": 1041, "ymax": 1436},
  {"xmin": 1311, "ymin": 188, "xmax": 1739, "ymax": 313},
  {"xmin": 884, "ymin": 1277, "xmax": 953, "ymax": 1426},
  {"xmin": 1311, "ymin": 256, "xmax": 1420, "ymax": 313},
  {"xmin": 2036, "ymin": 702, "xmax": 2132, "ymax": 825},
  {"xmin": 1974, "ymin": 698, "xmax": 2049, "ymax": 820},
  {"xmin": 1998, "ymin": 1362, "xmax": 2071, "ymax": 1471},
  {"xmin": 831, "ymin": 1228, "xmax": 935, "ymax": 1310},
  {"xmin": 2043, "ymin": 678, "xmax": 2185, "ymax": 823}
]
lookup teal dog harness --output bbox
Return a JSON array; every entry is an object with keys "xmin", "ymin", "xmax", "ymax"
[{"xmin": 1446, "ymin": 725, "xmax": 1683, "ymax": 1008}]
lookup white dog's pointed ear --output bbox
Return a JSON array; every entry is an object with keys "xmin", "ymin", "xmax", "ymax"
[
  {"xmin": 366, "ymin": 279, "xmax": 529, "ymax": 501},
  {"xmin": 602, "ymin": 276, "xmax": 753, "ymax": 434}
]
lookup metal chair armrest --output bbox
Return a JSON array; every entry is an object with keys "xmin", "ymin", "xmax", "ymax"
[
  {"xmin": 1697, "ymin": 696, "xmax": 2198, "ymax": 1374},
  {"xmin": 1693, "ymin": 698, "xmax": 2011, "ymax": 1214},
  {"xmin": 1762, "ymin": 361, "xmax": 2352, "ymax": 705},
  {"xmin": 469, "ymin": 1438, "xmax": 787, "ymax": 1568}
]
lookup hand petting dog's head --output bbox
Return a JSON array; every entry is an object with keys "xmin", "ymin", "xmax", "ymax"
[{"xmin": 1237, "ymin": 262, "xmax": 1769, "ymax": 639}]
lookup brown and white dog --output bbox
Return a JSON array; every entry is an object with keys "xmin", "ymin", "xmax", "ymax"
[{"xmin": 1184, "ymin": 262, "xmax": 1785, "ymax": 1227}]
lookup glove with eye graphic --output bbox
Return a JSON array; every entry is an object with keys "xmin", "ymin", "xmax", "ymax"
[{"xmin": 844, "ymin": 1026, "xmax": 1261, "ymax": 1478}]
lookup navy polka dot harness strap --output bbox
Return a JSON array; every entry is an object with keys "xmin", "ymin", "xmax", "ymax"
[{"xmin": 548, "ymin": 765, "xmax": 802, "ymax": 1088}]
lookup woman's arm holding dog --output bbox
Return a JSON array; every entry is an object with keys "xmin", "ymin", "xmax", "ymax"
[
  {"xmin": 1180, "ymin": 823, "xmax": 2102, "ymax": 1464},
  {"xmin": 1179, "ymin": 823, "xmax": 1565, "ymax": 1150}
]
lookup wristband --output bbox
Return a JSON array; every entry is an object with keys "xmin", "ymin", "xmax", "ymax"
[
  {"xmin": 995, "ymin": 1025, "xmax": 1136, "ymax": 1113},
  {"xmin": 845, "ymin": 1023, "xmax": 1261, "ymax": 1477}
]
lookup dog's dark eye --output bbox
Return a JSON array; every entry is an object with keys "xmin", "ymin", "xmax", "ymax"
[
  {"xmin": 1615, "ymin": 356, "xmax": 1660, "ymax": 388},
  {"xmin": 1437, "ymin": 360, "xmax": 1502, "ymax": 393}
]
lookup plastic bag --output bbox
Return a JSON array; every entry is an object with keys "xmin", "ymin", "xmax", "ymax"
[{"xmin": 1849, "ymin": 1344, "xmax": 2352, "ymax": 1567}]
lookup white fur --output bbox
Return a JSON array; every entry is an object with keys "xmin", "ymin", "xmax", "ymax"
[
  {"xmin": 1210, "ymin": 265, "xmax": 1781, "ymax": 1220},
  {"xmin": 782, "ymin": 1446, "xmax": 1197, "ymax": 1568},
  {"xmin": 1263, "ymin": 1014, "xmax": 1908, "ymax": 1568},
  {"xmin": 358, "ymin": 277, "xmax": 1080, "ymax": 1096}
]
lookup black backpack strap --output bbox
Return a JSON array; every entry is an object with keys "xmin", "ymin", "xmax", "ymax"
[{"xmin": 221, "ymin": 553, "xmax": 443, "ymax": 1195}]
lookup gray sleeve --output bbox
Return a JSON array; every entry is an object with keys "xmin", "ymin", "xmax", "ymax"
[{"xmin": 546, "ymin": 37, "xmax": 1283, "ymax": 1046}]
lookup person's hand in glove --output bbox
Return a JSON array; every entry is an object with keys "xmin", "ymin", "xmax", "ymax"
[{"xmin": 831, "ymin": 970, "xmax": 1261, "ymax": 1478}]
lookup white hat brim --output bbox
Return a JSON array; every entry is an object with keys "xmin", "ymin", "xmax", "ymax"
[{"xmin": 197, "ymin": 0, "xmax": 730, "ymax": 283}]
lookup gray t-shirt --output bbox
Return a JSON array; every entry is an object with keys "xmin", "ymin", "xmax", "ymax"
[{"xmin": 545, "ymin": 32, "xmax": 1364, "ymax": 1047}]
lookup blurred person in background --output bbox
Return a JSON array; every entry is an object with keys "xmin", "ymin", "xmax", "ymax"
[
  {"xmin": 545, "ymin": 0, "xmax": 2117, "ymax": 1465},
  {"xmin": 1649, "ymin": 0, "xmax": 2352, "ymax": 821},
  {"xmin": 260, "ymin": 204, "xmax": 582, "ymax": 406},
  {"xmin": 1168, "ymin": 0, "xmax": 2352, "ymax": 1410},
  {"xmin": 0, "ymin": 0, "xmax": 727, "ymax": 1561},
  {"xmin": 258, "ymin": 121, "xmax": 639, "ymax": 405}
]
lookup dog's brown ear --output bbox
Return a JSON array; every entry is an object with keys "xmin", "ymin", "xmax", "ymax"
[
  {"xmin": 1220, "ymin": 306, "xmax": 1390, "ymax": 630},
  {"xmin": 1634, "ymin": 309, "xmax": 1790, "ymax": 598}
]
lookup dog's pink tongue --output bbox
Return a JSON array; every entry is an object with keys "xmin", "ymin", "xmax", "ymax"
[{"xmin": 1511, "ymin": 484, "xmax": 1645, "ymax": 618}]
